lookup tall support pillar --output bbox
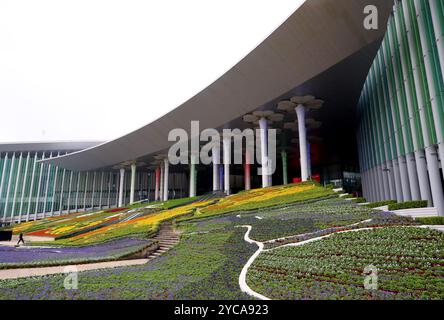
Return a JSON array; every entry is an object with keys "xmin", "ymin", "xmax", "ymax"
[
  {"xmin": 393, "ymin": 5, "xmax": 433, "ymax": 203},
  {"xmin": 118, "ymin": 168, "xmax": 125, "ymax": 208},
  {"xmin": 244, "ymin": 149, "xmax": 252, "ymax": 191},
  {"xmin": 189, "ymin": 155, "xmax": 197, "ymax": 198},
  {"xmin": 403, "ymin": 1, "xmax": 444, "ymax": 215},
  {"xmin": 392, "ymin": 159, "xmax": 403, "ymax": 202},
  {"xmin": 163, "ymin": 158, "xmax": 169, "ymax": 201},
  {"xmin": 381, "ymin": 164, "xmax": 390, "ymax": 200},
  {"xmin": 212, "ymin": 145, "xmax": 220, "ymax": 192},
  {"xmin": 398, "ymin": 156, "xmax": 412, "ymax": 201},
  {"xmin": 281, "ymin": 150, "xmax": 288, "ymax": 185},
  {"xmin": 160, "ymin": 162, "xmax": 164, "ymax": 201},
  {"xmin": 130, "ymin": 163, "xmax": 136, "ymax": 204},
  {"xmin": 415, "ymin": 0, "xmax": 444, "ymax": 181},
  {"xmin": 258, "ymin": 117, "xmax": 269, "ymax": 187},
  {"xmin": 415, "ymin": 150, "xmax": 433, "ymax": 206},
  {"xmin": 426, "ymin": 146, "xmax": 444, "ymax": 215},
  {"xmin": 406, "ymin": 153, "xmax": 421, "ymax": 200},
  {"xmin": 219, "ymin": 166, "xmax": 224, "ymax": 192},
  {"xmin": 155, "ymin": 167, "xmax": 160, "ymax": 201},
  {"xmin": 223, "ymin": 136, "xmax": 231, "ymax": 195},
  {"xmin": 295, "ymin": 105, "xmax": 309, "ymax": 182}
]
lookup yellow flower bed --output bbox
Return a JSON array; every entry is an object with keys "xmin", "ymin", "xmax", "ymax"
[
  {"xmin": 200, "ymin": 184, "xmax": 317, "ymax": 215},
  {"xmin": 56, "ymin": 200, "xmax": 214, "ymax": 245}
]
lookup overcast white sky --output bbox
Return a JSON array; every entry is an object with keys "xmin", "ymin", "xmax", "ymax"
[{"xmin": 0, "ymin": 0, "xmax": 305, "ymax": 143}]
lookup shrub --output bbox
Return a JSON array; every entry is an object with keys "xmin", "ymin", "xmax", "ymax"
[
  {"xmin": 388, "ymin": 200, "xmax": 428, "ymax": 211},
  {"xmin": 366, "ymin": 200, "xmax": 397, "ymax": 208},
  {"xmin": 353, "ymin": 197, "xmax": 367, "ymax": 203},
  {"xmin": 416, "ymin": 217, "xmax": 444, "ymax": 225}
]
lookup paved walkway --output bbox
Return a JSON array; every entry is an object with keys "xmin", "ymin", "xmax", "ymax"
[{"xmin": 0, "ymin": 259, "xmax": 149, "ymax": 280}]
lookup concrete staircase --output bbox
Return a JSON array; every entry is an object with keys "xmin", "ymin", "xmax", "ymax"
[
  {"xmin": 147, "ymin": 223, "xmax": 180, "ymax": 261},
  {"xmin": 392, "ymin": 207, "xmax": 438, "ymax": 218}
]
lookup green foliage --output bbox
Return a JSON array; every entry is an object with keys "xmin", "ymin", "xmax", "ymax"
[
  {"xmin": 416, "ymin": 217, "xmax": 444, "ymax": 225},
  {"xmin": 366, "ymin": 200, "xmax": 397, "ymax": 208},
  {"xmin": 248, "ymin": 227, "xmax": 444, "ymax": 300},
  {"xmin": 388, "ymin": 200, "xmax": 428, "ymax": 211},
  {"xmin": 353, "ymin": 197, "xmax": 367, "ymax": 203}
]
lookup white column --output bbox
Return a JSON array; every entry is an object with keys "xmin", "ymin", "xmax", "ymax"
[
  {"xmin": 82, "ymin": 171, "xmax": 89, "ymax": 210},
  {"xmin": 11, "ymin": 152, "xmax": 23, "ymax": 222},
  {"xmin": 223, "ymin": 136, "xmax": 231, "ymax": 195},
  {"xmin": 404, "ymin": 1, "xmax": 444, "ymax": 215},
  {"xmin": 295, "ymin": 105, "xmax": 309, "ymax": 182},
  {"xmin": 258, "ymin": 117, "xmax": 269, "ymax": 187},
  {"xmin": 35, "ymin": 153, "xmax": 45, "ymax": 219},
  {"xmin": 66, "ymin": 171, "xmax": 73, "ymax": 214},
  {"xmin": 98, "ymin": 171, "xmax": 104, "ymax": 208},
  {"xmin": 392, "ymin": 159, "xmax": 403, "ymax": 202},
  {"xmin": 90, "ymin": 171, "xmax": 96, "ymax": 209},
  {"xmin": 4, "ymin": 153, "xmax": 16, "ymax": 221},
  {"xmin": 393, "ymin": 8, "xmax": 433, "ymax": 204},
  {"xmin": 58, "ymin": 167, "xmax": 66, "ymax": 215},
  {"xmin": 18, "ymin": 153, "xmax": 31, "ymax": 221},
  {"xmin": 0, "ymin": 153, "xmax": 9, "ymax": 218},
  {"xmin": 26, "ymin": 153, "xmax": 37, "ymax": 221},
  {"xmin": 189, "ymin": 155, "xmax": 197, "ymax": 197},
  {"xmin": 118, "ymin": 168, "xmax": 125, "ymax": 207},
  {"xmin": 415, "ymin": 150, "xmax": 432, "ymax": 206},
  {"xmin": 405, "ymin": 153, "xmax": 421, "ymax": 200},
  {"xmin": 130, "ymin": 163, "xmax": 136, "ymax": 204},
  {"xmin": 107, "ymin": 172, "xmax": 112, "ymax": 208},
  {"xmin": 163, "ymin": 158, "xmax": 169, "ymax": 201},
  {"xmin": 212, "ymin": 145, "xmax": 220, "ymax": 192},
  {"xmin": 416, "ymin": 0, "xmax": 444, "ymax": 181},
  {"xmin": 75, "ymin": 172, "xmax": 81, "ymax": 212}
]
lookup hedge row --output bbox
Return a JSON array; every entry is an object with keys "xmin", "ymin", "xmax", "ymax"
[
  {"xmin": 388, "ymin": 200, "xmax": 428, "ymax": 211},
  {"xmin": 366, "ymin": 200, "xmax": 397, "ymax": 208},
  {"xmin": 416, "ymin": 217, "xmax": 444, "ymax": 225}
]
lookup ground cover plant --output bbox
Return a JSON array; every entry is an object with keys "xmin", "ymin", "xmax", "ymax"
[{"xmin": 247, "ymin": 227, "xmax": 444, "ymax": 300}]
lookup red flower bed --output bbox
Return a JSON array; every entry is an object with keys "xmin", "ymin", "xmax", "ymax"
[{"xmin": 104, "ymin": 208, "xmax": 128, "ymax": 213}]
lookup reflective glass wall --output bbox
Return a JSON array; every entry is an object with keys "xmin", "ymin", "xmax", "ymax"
[{"xmin": 357, "ymin": 0, "xmax": 444, "ymax": 215}]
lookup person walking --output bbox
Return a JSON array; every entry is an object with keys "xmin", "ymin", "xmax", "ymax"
[{"xmin": 17, "ymin": 233, "xmax": 25, "ymax": 246}]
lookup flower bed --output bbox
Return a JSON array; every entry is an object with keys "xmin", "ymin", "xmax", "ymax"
[
  {"xmin": 192, "ymin": 183, "xmax": 334, "ymax": 219},
  {"xmin": 0, "ymin": 238, "xmax": 153, "ymax": 269},
  {"xmin": 49, "ymin": 200, "xmax": 215, "ymax": 246},
  {"xmin": 0, "ymin": 216, "xmax": 255, "ymax": 299},
  {"xmin": 248, "ymin": 227, "xmax": 444, "ymax": 300}
]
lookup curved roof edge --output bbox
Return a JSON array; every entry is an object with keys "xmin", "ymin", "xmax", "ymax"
[
  {"xmin": 0, "ymin": 141, "xmax": 104, "ymax": 153},
  {"xmin": 44, "ymin": 0, "xmax": 393, "ymax": 171}
]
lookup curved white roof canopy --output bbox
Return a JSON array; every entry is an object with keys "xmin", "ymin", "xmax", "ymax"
[{"xmin": 43, "ymin": 0, "xmax": 392, "ymax": 171}]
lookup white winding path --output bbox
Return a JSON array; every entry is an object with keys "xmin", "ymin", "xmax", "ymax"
[
  {"xmin": 237, "ymin": 226, "xmax": 270, "ymax": 300},
  {"xmin": 238, "ymin": 222, "xmax": 444, "ymax": 300}
]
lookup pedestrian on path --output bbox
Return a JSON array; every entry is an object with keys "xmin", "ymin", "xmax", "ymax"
[{"xmin": 17, "ymin": 233, "xmax": 25, "ymax": 246}]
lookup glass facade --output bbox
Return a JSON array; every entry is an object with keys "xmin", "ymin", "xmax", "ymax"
[
  {"xmin": 0, "ymin": 149, "xmax": 188, "ymax": 224},
  {"xmin": 357, "ymin": 0, "xmax": 444, "ymax": 214}
]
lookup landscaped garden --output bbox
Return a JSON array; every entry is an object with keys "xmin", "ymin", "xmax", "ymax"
[
  {"xmin": 0, "ymin": 182, "xmax": 442, "ymax": 300},
  {"xmin": 247, "ymin": 227, "xmax": 444, "ymax": 300},
  {"xmin": 0, "ymin": 238, "xmax": 154, "ymax": 269}
]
